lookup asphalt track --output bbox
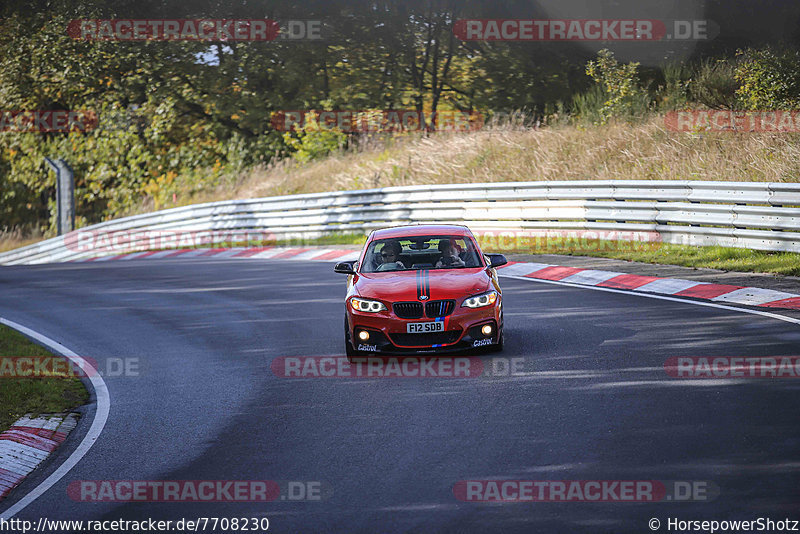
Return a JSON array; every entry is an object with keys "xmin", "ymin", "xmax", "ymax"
[{"xmin": 0, "ymin": 258, "xmax": 799, "ymax": 533}]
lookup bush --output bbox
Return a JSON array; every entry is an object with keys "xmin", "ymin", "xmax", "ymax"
[
  {"xmin": 734, "ymin": 47, "xmax": 800, "ymax": 110},
  {"xmin": 689, "ymin": 59, "xmax": 740, "ymax": 109},
  {"xmin": 655, "ymin": 62, "xmax": 692, "ymax": 110},
  {"xmin": 0, "ymin": 98, "xmax": 279, "ymax": 233},
  {"xmin": 282, "ymin": 112, "xmax": 348, "ymax": 164},
  {"xmin": 582, "ymin": 49, "xmax": 650, "ymax": 124},
  {"xmin": 571, "ymin": 84, "xmax": 608, "ymax": 124}
]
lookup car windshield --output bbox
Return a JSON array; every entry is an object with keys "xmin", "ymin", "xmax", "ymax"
[{"xmin": 360, "ymin": 235, "xmax": 484, "ymax": 273}]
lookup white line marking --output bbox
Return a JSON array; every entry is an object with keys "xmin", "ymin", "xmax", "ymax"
[
  {"xmin": 634, "ymin": 278, "xmax": 706, "ymax": 295},
  {"xmin": 0, "ymin": 442, "xmax": 49, "ymax": 463},
  {"xmin": 0, "ymin": 463, "xmax": 31, "ymax": 478},
  {"xmin": 201, "ymin": 248, "xmax": 248, "ymax": 259},
  {"xmin": 711, "ymin": 287, "xmax": 800, "ymax": 306},
  {"xmin": 498, "ymin": 274, "xmax": 800, "ymax": 327},
  {"xmin": 497, "ymin": 262, "xmax": 552, "ymax": 277},
  {"xmin": 17, "ymin": 417, "xmax": 61, "ymax": 433},
  {"xmin": 118, "ymin": 252, "xmax": 153, "ymax": 261},
  {"xmin": 164, "ymin": 249, "xmax": 207, "ymax": 259},
  {"xmin": 143, "ymin": 250, "xmax": 178, "ymax": 259},
  {"xmin": 0, "ymin": 318, "xmax": 110, "ymax": 519},
  {"xmin": 290, "ymin": 249, "xmax": 334, "ymax": 260},
  {"xmin": 560, "ymin": 269, "xmax": 626, "ymax": 286},
  {"xmin": 333, "ymin": 252, "xmax": 361, "ymax": 261},
  {"xmin": 248, "ymin": 247, "xmax": 291, "ymax": 259}
]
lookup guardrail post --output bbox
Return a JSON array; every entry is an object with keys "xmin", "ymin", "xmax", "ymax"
[{"xmin": 45, "ymin": 157, "xmax": 75, "ymax": 235}]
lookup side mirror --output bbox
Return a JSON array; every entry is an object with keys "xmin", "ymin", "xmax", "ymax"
[
  {"xmin": 485, "ymin": 254, "xmax": 508, "ymax": 268},
  {"xmin": 334, "ymin": 261, "xmax": 357, "ymax": 275}
]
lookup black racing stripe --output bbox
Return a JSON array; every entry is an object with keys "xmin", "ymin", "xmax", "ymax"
[{"xmin": 416, "ymin": 269, "xmax": 430, "ymax": 301}]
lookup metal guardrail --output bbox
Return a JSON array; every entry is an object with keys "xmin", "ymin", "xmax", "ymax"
[{"xmin": 1, "ymin": 180, "xmax": 799, "ymax": 265}]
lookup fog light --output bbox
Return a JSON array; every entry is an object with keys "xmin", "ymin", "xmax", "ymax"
[
  {"xmin": 358, "ymin": 330, "xmax": 370, "ymax": 341},
  {"xmin": 481, "ymin": 324, "xmax": 493, "ymax": 336}
]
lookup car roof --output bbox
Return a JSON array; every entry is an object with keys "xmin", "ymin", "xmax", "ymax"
[{"xmin": 370, "ymin": 225, "xmax": 473, "ymax": 240}]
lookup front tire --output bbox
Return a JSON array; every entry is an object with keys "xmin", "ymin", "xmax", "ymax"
[
  {"xmin": 488, "ymin": 325, "xmax": 504, "ymax": 353},
  {"xmin": 345, "ymin": 316, "xmax": 358, "ymax": 359},
  {"xmin": 346, "ymin": 340, "xmax": 357, "ymax": 358}
]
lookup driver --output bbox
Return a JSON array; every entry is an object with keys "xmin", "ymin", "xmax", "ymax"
[
  {"xmin": 435, "ymin": 239, "xmax": 466, "ymax": 268},
  {"xmin": 378, "ymin": 241, "xmax": 405, "ymax": 270}
]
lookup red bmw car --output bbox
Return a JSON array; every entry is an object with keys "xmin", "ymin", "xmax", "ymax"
[{"xmin": 334, "ymin": 225, "xmax": 507, "ymax": 357}]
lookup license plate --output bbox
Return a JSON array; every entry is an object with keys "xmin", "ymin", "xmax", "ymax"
[{"xmin": 407, "ymin": 321, "xmax": 444, "ymax": 333}]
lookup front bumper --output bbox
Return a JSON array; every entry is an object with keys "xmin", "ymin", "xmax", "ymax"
[{"xmin": 347, "ymin": 302, "xmax": 502, "ymax": 354}]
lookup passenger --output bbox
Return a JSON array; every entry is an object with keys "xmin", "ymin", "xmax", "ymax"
[{"xmin": 435, "ymin": 239, "xmax": 466, "ymax": 268}]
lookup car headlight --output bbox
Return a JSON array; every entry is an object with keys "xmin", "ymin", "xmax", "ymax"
[
  {"xmin": 350, "ymin": 297, "xmax": 387, "ymax": 313},
  {"xmin": 462, "ymin": 290, "xmax": 498, "ymax": 308}
]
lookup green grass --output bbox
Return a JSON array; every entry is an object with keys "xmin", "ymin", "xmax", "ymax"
[
  {"xmin": 593, "ymin": 243, "xmax": 800, "ymax": 276},
  {"xmin": 482, "ymin": 238, "xmax": 800, "ymax": 276},
  {"xmin": 0, "ymin": 325, "xmax": 89, "ymax": 432}
]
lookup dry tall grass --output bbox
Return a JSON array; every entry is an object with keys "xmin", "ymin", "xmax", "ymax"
[
  {"xmin": 0, "ymin": 228, "xmax": 42, "ymax": 253},
  {"xmin": 226, "ymin": 115, "xmax": 800, "ymax": 201}
]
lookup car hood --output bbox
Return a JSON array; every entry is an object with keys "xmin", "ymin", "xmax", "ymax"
[{"xmin": 355, "ymin": 268, "xmax": 492, "ymax": 303}]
